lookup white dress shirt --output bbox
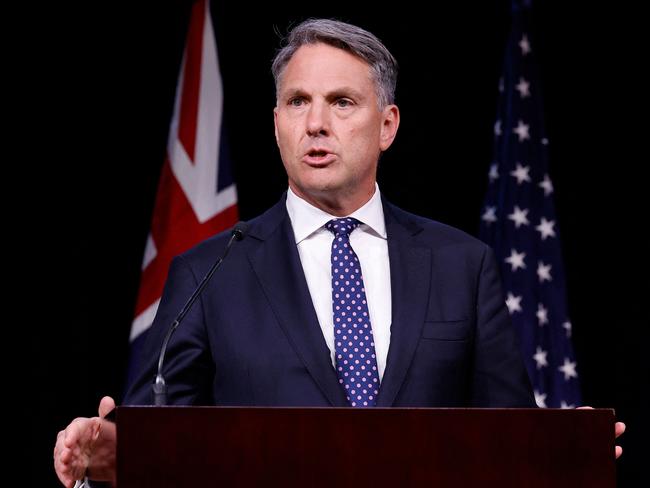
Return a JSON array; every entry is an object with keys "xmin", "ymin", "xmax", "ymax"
[{"xmin": 285, "ymin": 184, "xmax": 392, "ymax": 381}]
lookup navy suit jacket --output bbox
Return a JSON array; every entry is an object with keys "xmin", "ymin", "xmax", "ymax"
[{"xmin": 124, "ymin": 195, "xmax": 535, "ymax": 407}]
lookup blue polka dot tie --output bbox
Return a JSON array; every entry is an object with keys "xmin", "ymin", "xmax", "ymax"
[{"xmin": 325, "ymin": 217, "xmax": 380, "ymax": 407}]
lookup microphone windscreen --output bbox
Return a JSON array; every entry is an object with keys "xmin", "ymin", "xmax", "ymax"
[{"xmin": 232, "ymin": 221, "xmax": 249, "ymax": 241}]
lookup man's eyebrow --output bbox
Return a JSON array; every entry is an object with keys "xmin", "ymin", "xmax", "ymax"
[
  {"xmin": 326, "ymin": 87, "xmax": 366, "ymax": 101},
  {"xmin": 280, "ymin": 88, "xmax": 308, "ymax": 100}
]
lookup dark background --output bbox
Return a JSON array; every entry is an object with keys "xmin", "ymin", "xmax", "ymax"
[{"xmin": 34, "ymin": 1, "xmax": 645, "ymax": 486}]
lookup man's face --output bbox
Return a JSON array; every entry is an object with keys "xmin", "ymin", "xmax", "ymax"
[{"xmin": 274, "ymin": 43, "xmax": 399, "ymax": 211}]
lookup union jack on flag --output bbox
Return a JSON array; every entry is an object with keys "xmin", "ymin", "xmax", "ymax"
[
  {"xmin": 128, "ymin": 0, "xmax": 238, "ymax": 375},
  {"xmin": 479, "ymin": 1, "xmax": 581, "ymax": 408}
]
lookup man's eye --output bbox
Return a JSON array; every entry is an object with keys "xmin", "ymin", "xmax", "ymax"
[
  {"xmin": 336, "ymin": 99, "xmax": 352, "ymax": 108},
  {"xmin": 289, "ymin": 98, "xmax": 304, "ymax": 107}
]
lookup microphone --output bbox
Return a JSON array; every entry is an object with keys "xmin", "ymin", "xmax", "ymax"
[{"xmin": 153, "ymin": 221, "xmax": 249, "ymax": 406}]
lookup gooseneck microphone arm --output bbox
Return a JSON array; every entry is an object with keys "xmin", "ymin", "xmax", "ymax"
[{"xmin": 153, "ymin": 222, "xmax": 248, "ymax": 406}]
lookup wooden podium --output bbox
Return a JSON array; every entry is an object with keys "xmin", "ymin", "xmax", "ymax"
[{"xmin": 116, "ymin": 407, "xmax": 615, "ymax": 487}]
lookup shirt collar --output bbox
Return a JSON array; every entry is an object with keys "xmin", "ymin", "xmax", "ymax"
[{"xmin": 286, "ymin": 183, "xmax": 387, "ymax": 244}]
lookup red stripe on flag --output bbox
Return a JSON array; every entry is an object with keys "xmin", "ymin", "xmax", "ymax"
[
  {"xmin": 177, "ymin": 0, "xmax": 206, "ymax": 163},
  {"xmin": 134, "ymin": 158, "xmax": 238, "ymax": 317}
]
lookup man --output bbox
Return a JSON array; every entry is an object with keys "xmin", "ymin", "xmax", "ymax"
[{"xmin": 53, "ymin": 19, "xmax": 624, "ymax": 487}]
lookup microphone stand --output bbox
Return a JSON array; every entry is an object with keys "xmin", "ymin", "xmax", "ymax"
[{"xmin": 153, "ymin": 223, "xmax": 247, "ymax": 406}]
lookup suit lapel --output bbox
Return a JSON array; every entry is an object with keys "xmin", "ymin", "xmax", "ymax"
[
  {"xmin": 246, "ymin": 197, "xmax": 348, "ymax": 406},
  {"xmin": 376, "ymin": 201, "xmax": 432, "ymax": 407}
]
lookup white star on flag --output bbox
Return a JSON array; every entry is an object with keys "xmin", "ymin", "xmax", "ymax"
[
  {"xmin": 505, "ymin": 249, "xmax": 527, "ymax": 271},
  {"xmin": 519, "ymin": 34, "xmax": 532, "ymax": 55},
  {"xmin": 505, "ymin": 292, "xmax": 523, "ymax": 314},
  {"xmin": 513, "ymin": 120, "xmax": 531, "ymax": 142},
  {"xmin": 515, "ymin": 77, "xmax": 531, "ymax": 98},
  {"xmin": 494, "ymin": 119, "xmax": 502, "ymax": 136},
  {"xmin": 533, "ymin": 346, "xmax": 548, "ymax": 369},
  {"xmin": 536, "ymin": 303, "xmax": 549, "ymax": 326},
  {"xmin": 539, "ymin": 174, "xmax": 554, "ymax": 196},
  {"xmin": 536, "ymin": 217, "xmax": 556, "ymax": 240},
  {"xmin": 562, "ymin": 321, "xmax": 572, "ymax": 338},
  {"xmin": 558, "ymin": 358, "xmax": 578, "ymax": 381},
  {"xmin": 489, "ymin": 163, "xmax": 500, "ymax": 182},
  {"xmin": 508, "ymin": 205, "xmax": 530, "ymax": 228},
  {"xmin": 537, "ymin": 261, "xmax": 552, "ymax": 282},
  {"xmin": 510, "ymin": 163, "xmax": 531, "ymax": 184},
  {"xmin": 482, "ymin": 206, "xmax": 498, "ymax": 224},
  {"xmin": 534, "ymin": 390, "xmax": 547, "ymax": 408}
]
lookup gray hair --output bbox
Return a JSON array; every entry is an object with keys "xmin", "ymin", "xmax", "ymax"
[{"xmin": 271, "ymin": 19, "xmax": 398, "ymax": 109}]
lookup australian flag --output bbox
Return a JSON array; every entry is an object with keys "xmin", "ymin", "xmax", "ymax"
[{"xmin": 479, "ymin": 1, "xmax": 581, "ymax": 408}]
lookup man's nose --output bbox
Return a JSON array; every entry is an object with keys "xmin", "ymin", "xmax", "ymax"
[{"xmin": 306, "ymin": 101, "xmax": 330, "ymax": 136}]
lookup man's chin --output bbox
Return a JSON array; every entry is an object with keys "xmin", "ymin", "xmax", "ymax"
[
  {"xmin": 294, "ymin": 173, "xmax": 344, "ymax": 194},
  {"xmin": 291, "ymin": 180, "xmax": 344, "ymax": 203}
]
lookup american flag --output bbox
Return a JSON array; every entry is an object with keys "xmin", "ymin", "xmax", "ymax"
[
  {"xmin": 128, "ymin": 0, "xmax": 238, "ymax": 379},
  {"xmin": 479, "ymin": 1, "xmax": 581, "ymax": 408}
]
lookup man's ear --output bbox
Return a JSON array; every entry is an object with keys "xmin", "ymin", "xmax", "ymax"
[
  {"xmin": 379, "ymin": 105, "xmax": 400, "ymax": 151},
  {"xmin": 273, "ymin": 107, "xmax": 280, "ymax": 145}
]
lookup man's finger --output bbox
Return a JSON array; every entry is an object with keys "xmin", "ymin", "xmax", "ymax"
[
  {"xmin": 64, "ymin": 417, "xmax": 99, "ymax": 448},
  {"xmin": 62, "ymin": 419, "xmax": 85, "ymax": 448},
  {"xmin": 59, "ymin": 446, "xmax": 74, "ymax": 464},
  {"xmin": 54, "ymin": 430, "xmax": 64, "ymax": 457},
  {"xmin": 98, "ymin": 396, "xmax": 116, "ymax": 418},
  {"xmin": 54, "ymin": 449, "xmax": 76, "ymax": 488},
  {"xmin": 615, "ymin": 422, "xmax": 626, "ymax": 438}
]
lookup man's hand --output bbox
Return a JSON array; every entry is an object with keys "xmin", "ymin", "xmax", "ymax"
[
  {"xmin": 577, "ymin": 406, "xmax": 626, "ymax": 459},
  {"xmin": 53, "ymin": 396, "xmax": 117, "ymax": 487}
]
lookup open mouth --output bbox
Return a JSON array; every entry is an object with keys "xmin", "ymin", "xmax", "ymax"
[{"xmin": 303, "ymin": 149, "xmax": 335, "ymax": 166}]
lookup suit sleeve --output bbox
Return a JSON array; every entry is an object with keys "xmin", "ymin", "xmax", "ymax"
[
  {"xmin": 122, "ymin": 255, "xmax": 215, "ymax": 405},
  {"xmin": 471, "ymin": 246, "xmax": 536, "ymax": 407}
]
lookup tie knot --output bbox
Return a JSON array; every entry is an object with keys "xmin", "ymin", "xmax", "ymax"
[{"xmin": 325, "ymin": 217, "xmax": 361, "ymax": 237}]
